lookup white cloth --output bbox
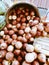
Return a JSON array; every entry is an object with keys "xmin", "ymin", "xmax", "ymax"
[{"xmin": 45, "ymin": 8, "xmax": 49, "ymax": 22}]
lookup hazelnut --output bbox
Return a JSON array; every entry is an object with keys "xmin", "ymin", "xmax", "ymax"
[
  {"xmin": 30, "ymin": 11, "xmax": 35, "ymax": 16},
  {"xmin": 6, "ymin": 52, "xmax": 14, "ymax": 61},
  {"xmin": 21, "ymin": 17, "xmax": 26, "ymax": 23},
  {"xmin": 25, "ymin": 12, "xmax": 29, "ymax": 16},
  {"xmin": 7, "ymin": 45, "xmax": 14, "ymax": 52},
  {"xmin": 25, "ymin": 33, "xmax": 31, "ymax": 39},
  {"xmin": 25, "ymin": 27, "xmax": 31, "ymax": 33},
  {"xmin": 22, "ymin": 61, "xmax": 31, "ymax": 65},
  {"xmin": 18, "ymin": 30, "xmax": 24, "ymax": 35},
  {"xmin": 0, "ymin": 42, "xmax": 7, "ymax": 50},
  {"xmin": 0, "ymin": 50, "xmax": 6, "ymax": 58},
  {"xmin": 37, "ymin": 23, "xmax": 44, "ymax": 31},
  {"xmin": 2, "ymin": 60, "xmax": 10, "ymax": 65},
  {"xmin": 17, "ymin": 56, "xmax": 22, "ymax": 62},
  {"xmin": 7, "ymin": 38, "xmax": 12, "ymax": 44},
  {"xmin": 25, "ymin": 53, "xmax": 36, "ymax": 63},
  {"xmin": 7, "ymin": 24, "xmax": 12, "ymax": 29},
  {"xmin": 16, "ymin": 17, "xmax": 21, "ymax": 22},
  {"xmin": 14, "ymin": 49, "xmax": 21, "ymax": 56},
  {"xmin": 15, "ymin": 41, "xmax": 22, "ymax": 49},
  {"xmin": 12, "ymin": 40, "xmax": 17, "ymax": 46},
  {"xmin": 34, "ymin": 44, "xmax": 42, "ymax": 52},
  {"xmin": 0, "ymin": 31, "xmax": 4, "ymax": 36},
  {"xmin": 17, "ymin": 36, "xmax": 22, "ymax": 41},
  {"xmin": 42, "ymin": 31, "xmax": 47, "ymax": 37},
  {"xmin": 27, "ymin": 16, "xmax": 31, "ymax": 21},
  {"xmin": 12, "ymin": 60, "xmax": 20, "ymax": 65},
  {"xmin": 26, "ymin": 44, "xmax": 34, "ymax": 52},
  {"xmin": 38, "ymin": 53, "xmax": 46, "ymax": 63},
  {"xmin": 29, "ymin": 37, "xmax": 34, "ymax": 42},
  {"xmin": 16, "ymin": 23, "xmax": 21, "ymax": 29},
  {"xmin": 12, "ymin": 15, "xmax": 17, "ymax": 20},
  {"xmin": 30, "ymin": 26, "xmax": 37, "ymax": 36},
  {"xmin": 22, "ymin": 37, "xmax": 27, "ymax": 43},
  {"xmin": 12, "ymin": 34, "xmax": 17, "ymax": 40},
  {"xmin": 12, "ymin": 20, "xmax": 17, "ymax": 25},
  {"xmin": 32, "ymin": 61, "xmax": 39, "ymax": 65},
  {"xmin": 9, "ymin": 15, "xmax": 12, "ymax": 20},
  {"xmin": 9, "ymin": 30, "xmax": 14, "ymax": 35}
]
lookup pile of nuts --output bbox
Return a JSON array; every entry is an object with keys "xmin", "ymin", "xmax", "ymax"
[{"xmin": 0, "ymin": 7, "xmax": 49, "ymax": 65}]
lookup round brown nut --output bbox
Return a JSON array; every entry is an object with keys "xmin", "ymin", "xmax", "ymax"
[
  {"xmin": 7, "ymin": 45, "xmax": 14, "ymax": 52},
  {"xmin": 21, "ymin": 17, "xmax": 26, "ymax": 23},
  {"xmin": 7, "ymin": 24, "xmax": 12, "ymax": 29},
  {"xmin": 12, "ymin": 34, "xmax": 17, "ymax": 40},
  {"xmin": 14, "ymin": 49, "xmax": 21, "ymax": 56},
  {"xmin": 0, "ymin": 50, "xmax": 6, "ymax": 58},
  {"xmin": 16, "ymin": 23, "xmax": 21, "ymax": 29},
  {"xmin": 27, "ymin": 16, "xmax": 31, "ymax": 21},
  {"xmin": 12, "ymin": 20, "xmax": 17, "ymax": 25},
  {"xmin": 37, "ymin": 23, "xmax": 44, "ymax": 31},
  {"xmin": 2, "ymin": 60, "xmax": 10, "ymax": 65},
  {"xmin": 22, "ymin": 61, "xmax": 31, "ymax": 65},
  {"xmin": 32, "ymin": 61, "xmax": 40, "ymax": 65},
  {"xmin": 30, "ymin": 11, "xmax": 35, "ymax": 16},
  {"xmin": 16, "ymin": 17, "xmax": 21, "ymax": 22},
  {"xmin": 38, "ymin": 53, "xmax": 46, "ymax": 63},
  {"xmin": 25, "ymin": 27, "xmax": 31, "ymax": 33},
  {"xmin": 15, "ymin": 41, "xmax": 22, "ymax": 49},
  {"xmin": 12, "ymin": 15, "xmax": 17, "ymax": 20},
  {"xmin": 0, "ymin": 42, "xmax": 7, "ymax": 50},
  {"xmin": 22, "ymin": 37, "xmax": 27, "ymax": 43},
  {"xmin": 18, "ymin": 30, "xmax": 24, "ymax": 35},
  {"xmin": 12, "ymin": 40, "xmax": 17, "ymax": 46},
  {"xmin": 4, "ymin": 35, "xmax": 10, "ymax": 40},
  {"xmin": 36, "ymin": 31, "xmax": 41, "ymax": 37},
  {"xmin": 9, "ymin": 30, "xmax": 14, "ymax": 35},
  {"xmin": 26, "ymin": 44, "xmax": 34, "ymax": 52},
  {"xmin": 25, "ymin": 53, "xmax": 36, "ymax": 63},
  {"xmin": 25, "ymin": 12, "xmax": 29, "ymax": 16},
  {"xmin": 17, "ymin": 36, "xmax": 22, "ymax": 41},
  {"xmin": 7, "ymin": 38, "xmax": 12, "ymax": 44},
  {"xmin": 25, "ymin": 33, "xmax": 31, "ymax": 39},
  {"xmin": 6, "ymin": 52, "xmax": 14, "ymax": 61},
  {"xmin": 17, "ymin": 56, "xmax": 22, "ymax": 62},
  {"xmin": 12, "ymin": 60, "xmax": 20, "ymax": 65}
]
